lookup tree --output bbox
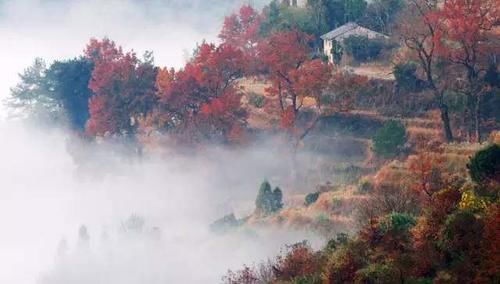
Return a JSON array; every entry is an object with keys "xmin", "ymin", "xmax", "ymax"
[
  {"xmin": 434, "ymin": 0, "xmax": 500, "ymax": 142},
  {"xmin": 343, "ymin": 35, "xmax": 386, "ymax": 62},
  {"xmin": 45, "ymin": 58, "xmax": 94, "ymax": 130},
  {"xmin": 408, "ymin": 152, "xmax": 444, "ymax": 200},
  {"xmin": 8, "ymin": 58, "xmax": 59, "ymax": 121},
  {"xmin": 259, "ymin": 1, "xmax": 320, "ymax": 38},
  {"xmin": 360, "ymin": 0, "xmax": 403, "ymax": 34},
  {"xmin": 372, "ymin": 120, "xmax": 406, "ymax": 157},
  {"xmin": 307, "ymin": 0, "xmax": 368, "ymax": 35},
  {"xmin": 397, "ymin": 0, "xmax": 454, "ymax": 141},
  {"xmin": 8, "ymin": 57, "xmax": 94, "ymax": 130},
  {"xmin": 255, "ymin": 181, "xmax": 283, "ymax": 215},
  {"xmin": 305, "ymin": 192, "xmax": 321, "ymax": 206},
  {"xmin": 149, "ymin": 42, "xmax": 247, "ymax": 143},
  {"xmin": 219, "ymin": 5, "xmax": 261, "ymax": 51},
  {"xmin": 393, "ymin": 62, "xmax": 423, "ymax": 93},
  {"xmin": 258, "ymin": 30, "xmax": 332, "ymax": 144},
  {"xmin": 467, "ymin": 144, "xmax": 500, "ymax": 185},
  {"xmin": 219, "ymin": 5, "xmax": 262, "ymax": 74},
  {"xmin": 84, "ymin": 38, "xmax": 158, "ymax": 137},
  {"xmin": 78, "ymin": 225, "xmax": 90, "ymax": 248}
]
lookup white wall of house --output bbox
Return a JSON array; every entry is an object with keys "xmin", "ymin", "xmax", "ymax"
[
  {"xmin": 323, "ymin": 39, "xmax": 334, "ymax": 63},
  {"xmin": 322, "ymin": 25, "xmax": 389, "ymax": 64}
]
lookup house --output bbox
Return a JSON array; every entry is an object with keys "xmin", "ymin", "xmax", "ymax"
[
  {"xmin": 321, "ymin": 22, "xmax": 389, "ymax": 64},
  {"xmin": 281, "ymin": 0, "xmax": 307, "ymax": 7}
]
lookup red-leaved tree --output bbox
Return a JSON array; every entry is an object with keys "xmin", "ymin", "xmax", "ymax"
[
  {"xmin": 258, "ymin": 30, "xmax": 332, "ymax": 144},
  {"xmin": 146, "ymin": 43, "xmax": 247, "ymax": 143},
  {"xmin": 434, "ymin": 0, "xmax": 500, "ymax": 142},
  {"xmin": 85, "ymin": 38, "xmax": 157, "ymax": 137}
]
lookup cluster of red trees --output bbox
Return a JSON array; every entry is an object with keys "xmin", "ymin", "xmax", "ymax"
[{"xmin": 79, "ymin": 5, "xmax": 339, "ymax": 145}]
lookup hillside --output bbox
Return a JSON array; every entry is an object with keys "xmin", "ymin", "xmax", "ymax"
[{"xmin": 2, "ymin": 0, "xmax": 499, "ymax": 283}]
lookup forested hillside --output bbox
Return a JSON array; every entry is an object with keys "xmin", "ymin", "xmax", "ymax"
[{"xmin": 4, "ymin": 0, "xmax": 500, "ymax": 283}]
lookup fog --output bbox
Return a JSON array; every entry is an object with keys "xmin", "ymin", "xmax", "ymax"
[
  {"xmin": 0, "ymin": 1, "xmax": 330, "ymax": 283},
  {"xmin": 0, "ymin": 121, "xmax": 325, "ymax": 284},
  {"xmin": 0, "ymin": 0, "xmax": 268, "ymax": 116},
  {"xmin": 0, "ymin": 0, "xmax": 332, "ymax": 284}
]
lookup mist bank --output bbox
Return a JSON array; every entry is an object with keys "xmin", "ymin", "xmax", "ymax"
[{"xmin": 0, "ymin": 121, "xmax": 325, "ymax": 284}]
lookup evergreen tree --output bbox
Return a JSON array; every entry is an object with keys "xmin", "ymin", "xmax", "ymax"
[{"xmin": 255, "ymin": 181, "xmax": 284, "ymax": 215}]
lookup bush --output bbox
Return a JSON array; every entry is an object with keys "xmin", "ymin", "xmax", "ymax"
[
  {"xmin": 379, "ymin": 212, "xmax": 416, "ymax": 233},
  {"xmin": 326, "ymin": 233, "xmax": 350, "ymax": 250},
  {"xmin": 358, "ymin": 178, "xmax": 373, "ymax": 193},
  {"xmin": 354, "ymin": 263, "xmax": 400, "ymax": 284},
  {"xmin": 372, "ymin": 120, "xmax": 406, "ymax": 157},
  {"xmin": 441, "ymin": 210, "xmax": 484, "ymax": 276},
  {"xmin": 274, "ymin": 242, "xmax": 319, "ymax": 281},
  {"xmin": 304, "ymin": 192, "xmax": 320, "ymax": 206},
  {"xmin": 121, "ymin": 214, "xmax": 146, "ymax": 234},
  {"xmin": 343, "ymin": 35, "xmax": 386, "ymax": 62},
  {"xmin": 255, "ymin": 181, "xmax": 283, "ymax": 215},
  {"xmin": 210, "ymin": 213, "xmax": 240, "ymax": 234},
  {"xmin": 394, "ymin": 62, "xmax": 422, "ymax": 93},
  {"xmin": 467, "ymin": 144, "xmax": 500, "ymax": 184},
  {"xmin": 248, "ymin": 93, "xmax": 265, "ymax": 108}
]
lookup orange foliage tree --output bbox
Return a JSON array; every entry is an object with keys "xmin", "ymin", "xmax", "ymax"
[{"xmin": 407, "ymin": 152, "xmax": 444, "ymax": 200}]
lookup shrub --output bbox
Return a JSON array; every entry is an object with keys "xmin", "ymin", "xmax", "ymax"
[
  {"xmin": 441, "ymin": 210, "xmax": 484, "ymax": 279},
  {"xmin": 354, "ymin": 263, "xmax": 400, "ymax": 284},
  {"xmin": 467, "ymin": 144, "xmax": 500, "ymax": 184},
  {"xmin": 326, "ymin": 233, "xmax": 350, "ymax": 251},
  {"xmin": 322, "ymin": 240, "xmax": 368, "ymax": 283},
  {"xmin": 255, "ymin": 181, "xmax": 283, "ymax": 215},
  {"xmin": 275, "ymin": 242, "xmax": 319, "ymax": 281},
  {"xmin": 331, "ymin": 40, "xmax": 343, "ymax": 64},
  {"xmin": 210, "ymin": 213, "xmax": 241, "ymax": 234},
  {"xmin": 357, "ymin": 184, "xmax": 421, "ymax": 225},
  {"xmin": 291, "ymin": 275, "xmax": 322, "ymax": 284},
  {"xmin": 121, "ymin": 214, "xmax": 145, "ymax": 234},
  {"xmin": 394, "ymin": 62, "xmax": 422, "ymax": 93},
  {"xmin": 343, "ymin": 35, "xmax": 386, "ymax": 62},
  {"xmin": 248, "ymin": 93, "xmax": 264, "ymax": 108},
  {"xmin": 358, "ymin": 178, "xmax": 373, "ymax": 193},
  {"xmin": 222, "ymin": 266, "xmax": 259, "ymax": 284},
  {"xmin": 304, "ymin": 192, "xmax": 320, "ymax": 206},
  {"xmin": 379, "ymin": 212, "xmax": 416, "ymax": 233},
  {"xmin": 458, "ymin": 191, "xmax": 488, "ymax": 212},
  {"xmin": 372, "ymin": 120, "xmax": 406, "ymax": 157}
]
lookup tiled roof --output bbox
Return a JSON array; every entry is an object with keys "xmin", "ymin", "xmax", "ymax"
[{"xmin": 321, "ymin": 22, "xmax": 388, "ymax": 41}]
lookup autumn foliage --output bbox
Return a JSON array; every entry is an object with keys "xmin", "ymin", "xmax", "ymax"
[
  {"xmin": 151, "ymin": 43, "xmax": 247, "ymax": 143},
  {"xmin": 84, "ymin": 38, "xmax": 157, "ymax": 136},
  {"xmin": 258, "ymin": 30, "xmax": 332, "ymax": 139},
  {"xmin": 226, "ymin": 144, "xmax": 500, "ymax": 283},
  {"xmin": 219, "ymin": 5, "xmax": 262, "ymax": 74}
]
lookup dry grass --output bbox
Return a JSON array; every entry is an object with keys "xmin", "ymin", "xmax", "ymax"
[
  {"xmin": 343, "ymin": 63, "xmax": 395, "ymax": 81},
  {"xmin": 489, "ymin": 131, "xmax": 500, "ymax": 144},
  {"xmin": 373, "ymin": 160, "xmax": 410, "ymax": 188},
  {"xmin": 245, "ymin": 186, "xmax": 367, "ymax": 237},
  {"xmin": 406, "ymin": 126, "xmax": 443, "ymax": 147}
]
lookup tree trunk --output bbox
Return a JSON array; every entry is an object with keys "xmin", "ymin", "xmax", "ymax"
[
  {"xmin": 474, "ymin": 94, "xmax": 482, "ymax": 143},
  {"xmin": 465, "ymin": 93, "xmax": 477, "ymax": 143},
  {"xmin": 435, "ymin": 90, "xmax": 453, "ymax": 142},
  {"xmin": 439, "ymin": 103, "xmax": 454, "ymax": 142}
]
